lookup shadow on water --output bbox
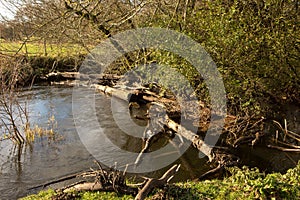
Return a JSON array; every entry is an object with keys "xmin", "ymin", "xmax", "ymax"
[{"xmin": 0, "ymin": 86, "xmax": 299, "ymax": 199}]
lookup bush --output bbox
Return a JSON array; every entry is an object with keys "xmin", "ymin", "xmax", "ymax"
[{"xmin": 149, "ymin": 0, "xmax": 299, "ymax": 116}]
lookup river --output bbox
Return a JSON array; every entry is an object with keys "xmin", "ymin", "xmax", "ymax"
[
  {"xmin": 0, "ymin": 85, "xmax": 299, "ymax": 199},
  {"xmin": 0, "ymin": 86, "xmax": 210, "ymax": 199}
]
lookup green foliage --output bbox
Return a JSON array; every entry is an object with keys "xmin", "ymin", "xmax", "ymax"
[
  {"xmin": 21, "ymin": 189, "xmax": 133, "ymax": 200},
  {"xmin": 156, "ymin": 161, "xmax": 300, "ymax": 200},
  {"xmin": 22, "ymin": 189, "xmax": 56, "ymax": 200},
  {"xmin": 149, "ymin": 0, "xmax": 299, "ymax": 115},
  {"xmin": 80, "ymin": 191, "xmax": 133, "ymax": 200},
  {"xmin": 22, "ymin": 162, "xmax": 300, "ymax": 200}
]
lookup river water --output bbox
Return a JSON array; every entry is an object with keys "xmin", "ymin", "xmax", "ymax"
[{"xmin": 0, "ymin": 86, "xmax": 210, "ymax": 199}]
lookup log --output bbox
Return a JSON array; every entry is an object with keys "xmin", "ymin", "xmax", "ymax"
[
  {"xmin": 63, "ymin": 182, "xmax": 138, "ymax": 195},
  {"xmin": 164, "ymin": 113, "xmax": 213, "ymax": 161},
  {"xmin": 58, "ymin": 164, "xmax": 180, "ymax": 200},
  {"xmin": 267, "ymin": 145, "xmax": 300, "ymax": 152},
  {"xmin": 92, "ymin": 83, "xmax": 178, "ymax": 109},
  {"xmin": 92, "ymin": 84, "xmax": 131, "ymax": 101},
  {"xmin": 45, "ymin": 72, "xmax": 79, "ymax": 81},
  {"xmin": 44, "ymin": 72, "xmax": 122, "ymax": 83},
  {"xmin": 91, "ymin": 83, "xmax": 214, "ymax": 161}
]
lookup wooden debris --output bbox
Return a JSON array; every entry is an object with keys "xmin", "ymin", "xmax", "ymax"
[
  {"xmin": 43, "ymin": 72, "xmax": 122, "ymax": 85},
  {"xmin": 135, "ymin": 164, "xmax": 181, "ymax": 200},
  {"xmin": 267, "ymin": 145, "xmax": 300, "ymax": 152},
  {"xmin": 92, "ymin": 83, "xmax": 215, "ymax": 160},
  {"xmin": 44, "ymin": 162, "xmax": 180, "ymax": 200}
]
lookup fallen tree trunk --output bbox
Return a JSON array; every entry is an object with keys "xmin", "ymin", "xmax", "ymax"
[
  {"xmin": 91, "ymin": 83, "xmax": 214, "ymax": 160},
  {"xmin": 63, "ymin": 182, "xmax": 138, "ymax": 195},
  {"xmin": 164, "ymin": 114, "xmax": 213, "ymax": 161},
  {"xmin": 43, "ymin": 72, "xmax": 122, "ymax": 84}
]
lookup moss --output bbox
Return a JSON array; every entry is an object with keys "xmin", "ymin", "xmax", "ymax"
[{"xmin": 22, "ymin": 189, "xmax": 56, "ymax": 200}]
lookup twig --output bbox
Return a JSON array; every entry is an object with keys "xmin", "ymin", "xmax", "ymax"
[
  {"xmin": 198, "ymin": 164, "xmax": 222, "ymax": 180},
  {"xmin": 284, "ymin": 119, "xmax": 288, "ymax": 142},
  {"xmin": 272, "ymin": 119, "xmax": 300, "ymax": 142},
  {"xmin": 270, "ymin": 139, "xmax": 300, "ymax": 149},
  {"xmin": 267, "ymin": 145, "xmax": 300, "ymax": 152}
]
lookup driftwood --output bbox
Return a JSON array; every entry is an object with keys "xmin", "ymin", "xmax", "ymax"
[
  {"xmin": 135, "ymin": 164, "xmax": 181, "ymax": 200},
  {"xmin": 267, "ymin": 145, "xmax": 300, "ymax": 152},
  {"xmin": 50, "ymin": 161, "xmax": 138, "ymax": 199},
  {"xmin": 134, "ymin": 131, "xmax": 156, "ymax": 166},
  {"xmin": 163, "ymin": 113, "xmax": 213, "ymax": 161},
  {"xmin": 43, "ymin": 72, "xmax": 122, "ymax": 85},
  {"xmin": 46, "ymin": 161, "xmax": 180, "ymax": 200},
  {"xmin": 63, "ymin": 182, "xmax": 138, "ymax": 195},
  {"xmin": 92, "ymin": 83, "xmax": 215, "ymax": 161}
]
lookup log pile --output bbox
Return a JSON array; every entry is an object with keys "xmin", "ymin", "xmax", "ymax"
[
  {"xmin": 91, "ymin": 83, "xmax": 215, "ymax": 160},
  {"xmin": 33, "ymin": 161, "xmax": 180, "ymax": 200},
  {"xmin": 42, "ymin": 71, "xmax": 122, "ymax": 86}
]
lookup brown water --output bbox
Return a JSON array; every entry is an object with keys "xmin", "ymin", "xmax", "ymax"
[{"xmin": 0, "ymin": 86, "xmax": 299, "ymax": 199}]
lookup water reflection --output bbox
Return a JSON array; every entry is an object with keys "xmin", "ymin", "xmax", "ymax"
[{"xmin": 0, "ymin": 86, "xmax": 94, "ymax": 199}]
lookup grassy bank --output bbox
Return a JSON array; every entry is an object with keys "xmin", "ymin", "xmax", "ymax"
[
  {"xmin": 23, "ymin": 161, "xmax": 300, "ymax": 200},
  {"xmin": 0, "ymin": 41, "xmax": 88, "ymax": 86}
]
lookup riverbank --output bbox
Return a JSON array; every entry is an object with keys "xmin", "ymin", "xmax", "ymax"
[
  {"xmin": 0, "ymin": 54, "xmax": 84, "ymax": 86},
  {"xmin": 22, "ymin": 161, "xmax": 300, "ymax": 200}
]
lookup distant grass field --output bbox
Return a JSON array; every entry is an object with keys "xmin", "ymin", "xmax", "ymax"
[{"xmin": 0, "ymin": 39, "xmax": 89, "ymax": 58}]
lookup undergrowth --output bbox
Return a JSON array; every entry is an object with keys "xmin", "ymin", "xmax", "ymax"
[{"xmin": 22, "ymin": 161, "xmax": 300, "ymax": 200}]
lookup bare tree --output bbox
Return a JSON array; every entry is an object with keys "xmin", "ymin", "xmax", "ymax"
[{"xmin": 0, "ymin": 55, "xmax": 31, "ymax": 144}]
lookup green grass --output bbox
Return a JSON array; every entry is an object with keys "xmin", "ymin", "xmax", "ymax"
[
  {"xmin": 0, "ymin": 40, "xmax": 88, "ymax": 58},
  {"xmin": 22, "ymin": 189, "xmax": 56, "ymax": 200},
  {"xmin": 22, "ymin": 162, "xmax": 300, "ymax": 200},
  {"xmin": 22, "ymin": 190, "xmax": 133, "ymax": 200}
]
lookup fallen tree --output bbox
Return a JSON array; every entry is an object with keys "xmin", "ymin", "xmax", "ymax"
[{"xmin": 91, "ymin": 83, "xmax": 214, "ymax": 160}]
